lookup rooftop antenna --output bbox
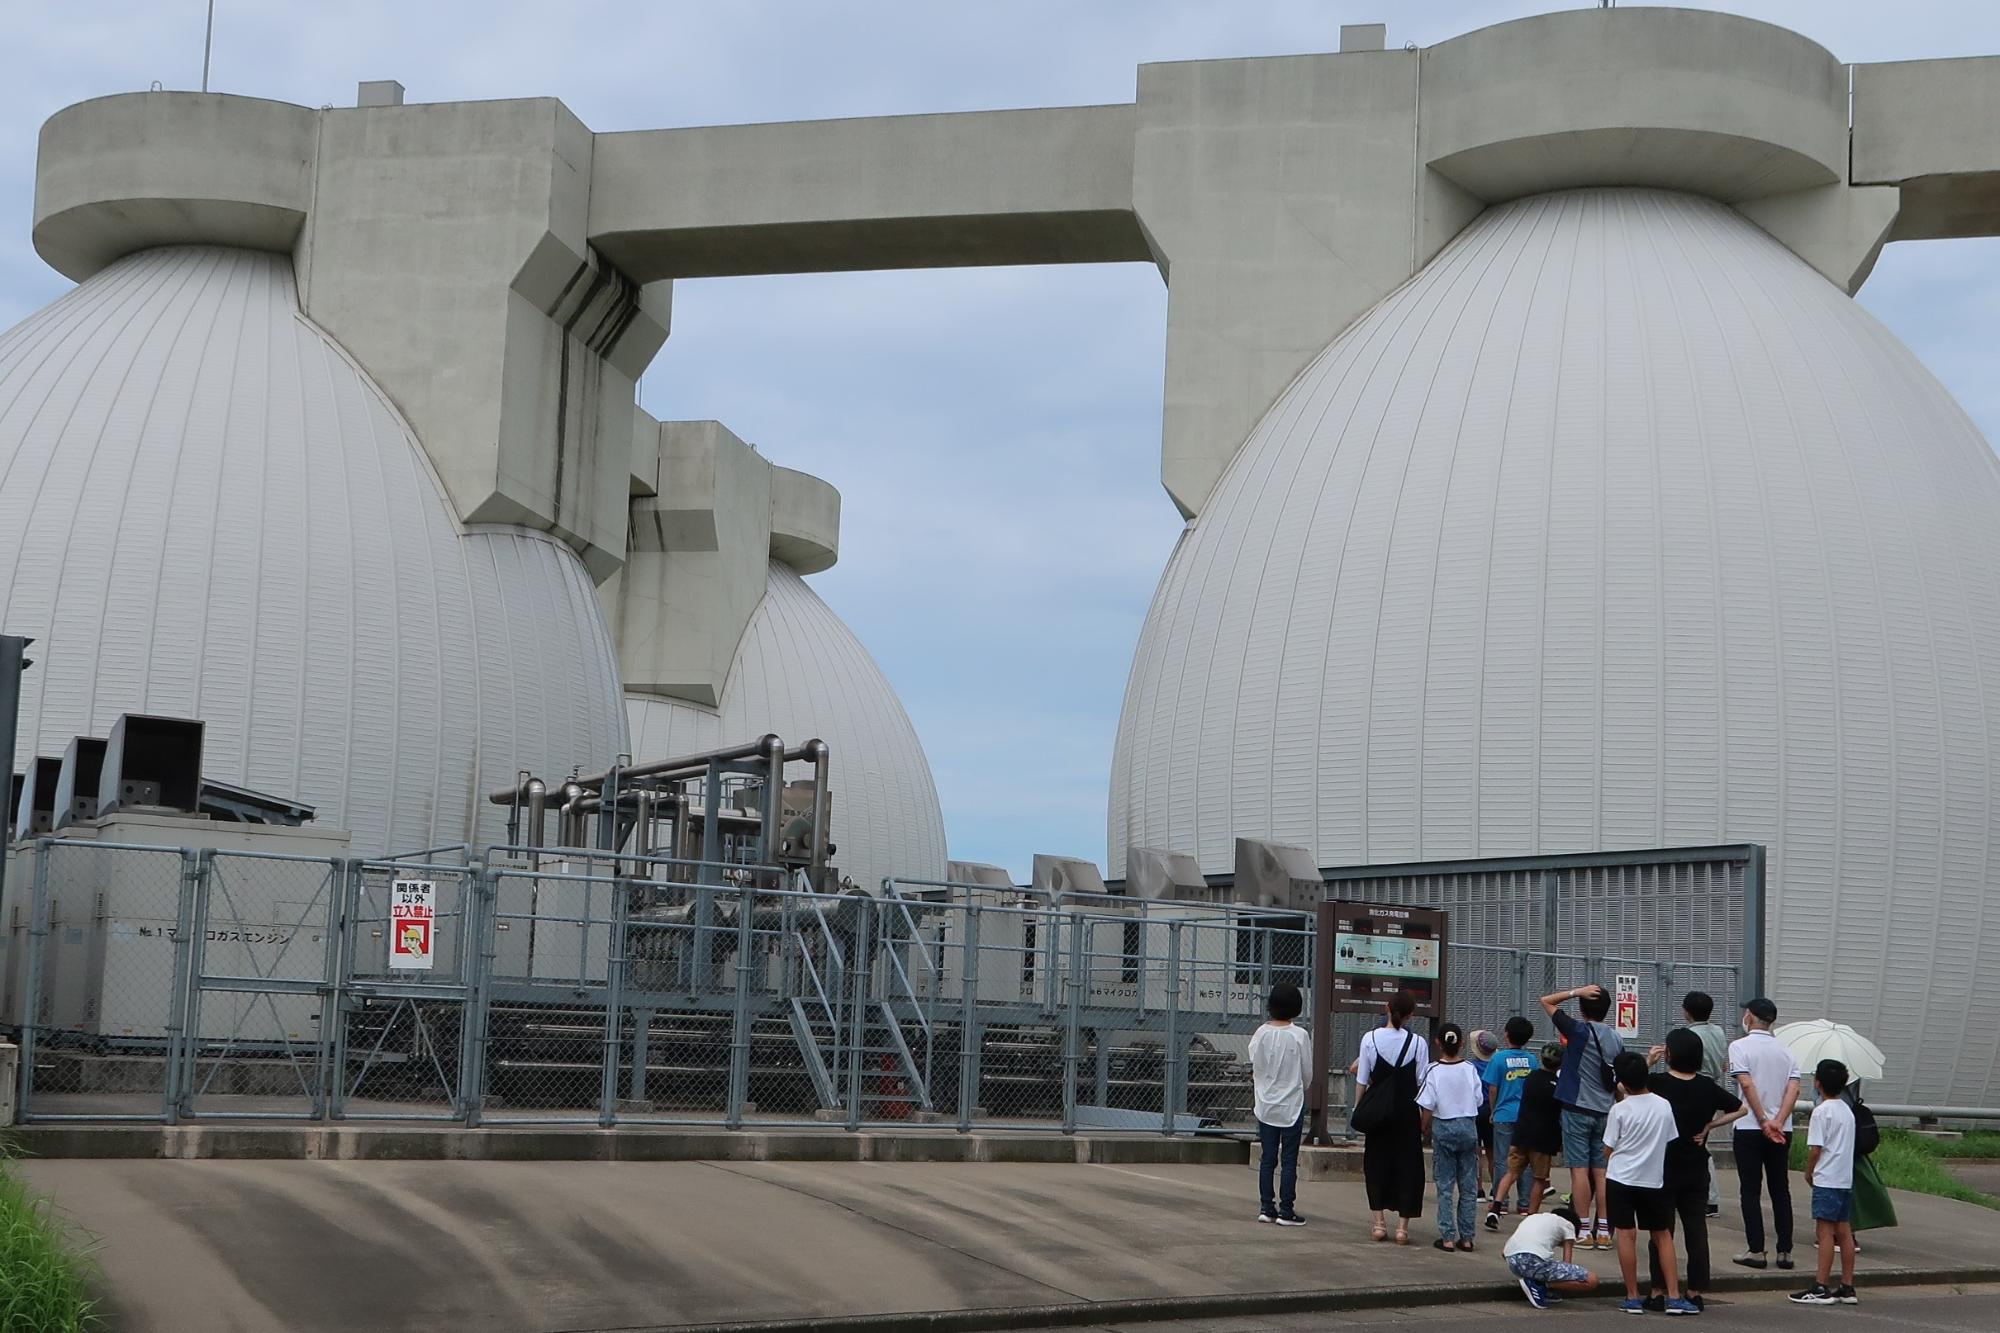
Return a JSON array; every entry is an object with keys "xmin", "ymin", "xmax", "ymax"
[{"xmin": 201, "ymin": 0, "xmax": 215, "ymax": 92}]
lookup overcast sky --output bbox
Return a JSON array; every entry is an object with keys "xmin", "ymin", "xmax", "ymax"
[{"xmin": 5, "ymin": 2, "xmax": 1998, "ymax": 878}]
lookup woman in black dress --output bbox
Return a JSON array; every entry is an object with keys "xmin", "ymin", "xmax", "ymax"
[{"xmin": 1355, "ymin": 989, "xmax": 1432, "ymax": 1243}]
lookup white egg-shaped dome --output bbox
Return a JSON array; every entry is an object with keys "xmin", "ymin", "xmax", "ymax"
[
  {"xmin": 1111, "ymin": 189, "xmax": 2000, "ymax": 1105},
  {"xmin": 0, "ymin": 245, "xmax": 627, "ymax": 852},
  {"xmin": 628, "ymin": 561, "xmax": 947, "ymax": 892}
]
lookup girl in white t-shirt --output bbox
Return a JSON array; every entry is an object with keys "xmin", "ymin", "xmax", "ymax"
[{"xmin": 1419, "ymin": 1023, "xmax": 1488, "ymax": 1250}]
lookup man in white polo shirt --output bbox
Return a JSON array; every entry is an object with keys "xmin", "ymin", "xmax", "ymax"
[{"xmin": 1729, "ymin": 996, "xmax": 1802, "ymax": 1271}]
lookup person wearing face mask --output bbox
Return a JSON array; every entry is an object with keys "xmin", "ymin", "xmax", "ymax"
[{"xmin": 1728, "ymin": 997, "xmax": 1802, "ymax": 1271}]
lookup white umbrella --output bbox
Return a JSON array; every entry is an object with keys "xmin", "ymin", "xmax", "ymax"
[{"xmin": 1773, "ymin": 1019, "xmax": 1886, "ymax": 1082}]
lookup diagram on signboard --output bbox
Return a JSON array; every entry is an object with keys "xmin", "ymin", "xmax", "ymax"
[{"xmin": 1332, "ymin": 931, "xmax": 1439, "ymax": 980}]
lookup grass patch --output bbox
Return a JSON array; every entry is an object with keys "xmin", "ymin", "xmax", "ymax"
[
  {"xmin": 0, "ymin": 1152, "xmax": 102, "ymax": 1333},
  {"xmin": 1787, "ymin": 1126, "xmax": 2000, "ymax": 1210},
  {"xmin": 1920, "ymin": 1130, "xmax": 2000, "ymax": 1159}
]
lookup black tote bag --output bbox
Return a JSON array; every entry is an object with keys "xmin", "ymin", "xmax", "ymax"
[{"xmin": 1350, "ymin": 1029, "xmax": 1416, "ymax": 1135}]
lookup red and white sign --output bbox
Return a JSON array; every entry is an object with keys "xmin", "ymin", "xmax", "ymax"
[
  {"xmin": 1614, "ymin": 972, "xmax": 1640, "ymax": 1038},
  {"xmin": 390, "ymin": 879, "xmax": 435, "ymax": 970}
]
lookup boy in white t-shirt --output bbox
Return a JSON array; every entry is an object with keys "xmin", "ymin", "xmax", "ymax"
[
  {"xmin": 1602, "ymin": 1051, "xmax": 1693, "ymax": 1315},
  {"xmin": 1248, "ymin": 983, "xmax": 1313, "ymax": 1226},
  {"xmin": 1790, "ymin": 1060, "xmax": 1861, "ymax": 1306},
  {"xmin": 1502, "ymin": 1204, "xmax": 1600, "ymax": 1309}
]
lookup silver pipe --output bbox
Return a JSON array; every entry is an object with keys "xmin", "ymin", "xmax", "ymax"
[
  {"xmin": 1869, "ymin": 1104, "xmax": 2000, "ymax": 1120},
  {"xmin": 633, "ymin": 789, "xmax": 654, "ymax": 863},
  {"xmin": 559, "ymin": 781, "xmax": 586, "ymax": 848},
  {"xmin": 487, "ymin": 734, "xmax": 782, "ymax": 803},
  {"xmin": 524, "ymin": 777, "xmax": 547, "ymax": 867},
  {"xmin": 760, "ymin": 753, "xmax": 783, "ymax": 871},
  {"xmin": 805, "ymin": 738, "xmax": 830, "ymax": 888}
]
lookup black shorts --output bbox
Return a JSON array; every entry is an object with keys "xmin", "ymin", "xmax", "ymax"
[{"xmin": 1606, "ymin": 1179, "xmax": 1673, "ymax": 1232}]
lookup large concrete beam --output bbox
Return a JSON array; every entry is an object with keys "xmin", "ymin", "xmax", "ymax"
[
  {"xmin": 588, "ymin": 106, "xmax": 1150, "ymax": 281},
  {"xmin": 296, "ymin": 98, "xmax": 666, "ymax": 579},
  {"xmin": 1420, "ymin": 9, "xmax": 1846, "ymax": 203},
  {"xmin": 1853, "ymin": 57, "xmax": 2000, "ymax": 241},
  {"xmin": 33, "ymin": 94, "xmax": 316, "ymax": 281},
  {"xmin": 612, "ymin": 417, "xmax": 840, "ymax": 706},
  {"xmin": 33, "ymin": 92, "xmax": 666, "ymax": 581},
  {"xmin": 1132, "ymin": 49, "xmax": 1479, "ymax": 519}
]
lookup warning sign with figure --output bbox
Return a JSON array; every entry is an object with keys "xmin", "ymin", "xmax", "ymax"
[
  {"xmin": 1614, "ymin": 972, "xmax": 1640, "ymax": 1038},
  {"xmin": 390, "ymin": 879, "xmax": 436, "ymax": 970}
]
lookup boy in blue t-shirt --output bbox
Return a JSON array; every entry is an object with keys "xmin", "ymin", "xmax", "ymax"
[{"xmin": 1484, "ymin": 1016, "xmax": 1538, "ymax": 1229}]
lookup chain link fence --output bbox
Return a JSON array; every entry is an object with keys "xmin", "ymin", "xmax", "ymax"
[{"xmin": 2, "ymin": 839, "xmax": 1759, "ymax": 1132}]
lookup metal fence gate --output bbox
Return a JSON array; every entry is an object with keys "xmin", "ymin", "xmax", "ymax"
[
  {"xmin": 3, "ymin": 839, "xmax": 1762, "ymax": 1131},
  {"xmin": 1318, "ymin": 845, "xmax": 1761, "ymax": 1112},
  {"xmin": 334, "ymin": 861, "xmax": 480, "ymax": 1121},
  {"xmin": 179, "ymin": 850, "xmax": 342, "ymax": 1119}
]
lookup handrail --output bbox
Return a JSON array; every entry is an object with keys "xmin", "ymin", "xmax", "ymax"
[
  {"xmin": 890, "ymin": 894, "xmax": 943, "ymax": 989},
  {"xmin": 795, "ymin": 929, "xmax": 839, "ymax": 1034},
  {"xmin": 881, "ymin": 935, "xmax": 932, "ymax": 1047}
]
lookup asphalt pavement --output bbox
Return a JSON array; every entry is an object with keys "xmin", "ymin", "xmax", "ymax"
[
  {"xmin": 17, "ymin": 1158, "xmax": 2000, "ymax": 1333},
  {"xmin": 1088, "ymin": 1281, "xmax": 2000, "ymax": 1331}
]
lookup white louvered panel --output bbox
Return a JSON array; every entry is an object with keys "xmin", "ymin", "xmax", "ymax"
[{"xmin": 1108, "ymin": 189, "xmax": 2000, "ymax": 1106}]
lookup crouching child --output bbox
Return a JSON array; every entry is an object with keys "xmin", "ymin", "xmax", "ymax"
[{"xmin": 1503, "ymin": 1204, "xmax": 1600, "ymax": 1308}]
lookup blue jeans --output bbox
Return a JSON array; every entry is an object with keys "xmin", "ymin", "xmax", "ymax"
[
  {"xmin": 1258, "ymin": 1113, "xmax": 1303, "ymax": 1216},
  {"xmin": 1491, "ymin": 1119, "xmax": 1532, "ymax": 1209},
  {"xmin": 1561, "ymin": 1107, "xmax": 1610, "ymax": 1169},
  {"xmin": 1433, "ymin": 1117, "xmax": 1480, "ymax": 1240}
]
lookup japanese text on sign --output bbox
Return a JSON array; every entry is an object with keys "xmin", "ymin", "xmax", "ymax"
[
  {"xmin": 1614, "ymin": 972, "xmax": 1640, "ymax": 1038},
  {"xmin": 390, "ymin": 879, "xmax": 435, "ymax": 970}
]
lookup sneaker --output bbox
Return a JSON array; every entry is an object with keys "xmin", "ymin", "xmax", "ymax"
[
  {"xmin": 1732, "ymin": 1251, "xmax": 1768, "ymax": 1270},
  {"xmin": 1689, "ymin": 1295, "xmax": 1705, "ymax": 1312},
  {"xmin": 1619, "ymin": 1297, "xmax": 1648, "ymax": 1314},
  {"xmin": 1485, "ymin": 1209, "xmax": 1502, "ymax": 1232},
  {"xmin": 1520, "ymin": 1276, "xmax": 1554, "ymax": 1310},
  {"xmin": 1664, "ymin": 1298, "xmax": 1700, "ymax": 1316},
  {"xmin": 1788, "ymin": 1284, "xmax": 1837, "ymax": 1305},
  {"xmin": 1705, "ymin": 1204, "xmax": 1721, "ymax": 1218},
  {"xmin": 1775, "ymin": 1252, "xmax": 1795, "ymax": 1271},
  {"xmin": 1833, "ymin": 1285, "xmax": 1858, "ymax": 1305},
  {"xmin": 1256, "ymin": 1210, "xmax": 1274, "ymax": 1223},
  {"xmin": 1596, "ymin": 1225, "xmax": 1615, "ymax": 1250},
  {"xmin": 1642, "ymin": 1294, "xmax": 1667, "ymax": 1313},
  {"xmin": 1275, "ymin": 1212, "xmax": 1306, "ymax": 1227}
]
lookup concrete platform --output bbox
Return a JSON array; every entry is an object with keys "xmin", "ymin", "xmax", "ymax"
[
  {"xmin": 2, "ymin": 1123, "xmax": 1251, "ymax": 1165},
  {"xmin": 15, "ymin": 1157, "xmax": 2000, "ymax": 1333}
]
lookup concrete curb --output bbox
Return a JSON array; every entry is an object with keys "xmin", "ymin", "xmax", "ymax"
[
  {"xmin": 1, "ymin": 1123, "xmax": 1252, "ymax": 1166},
  {"xmin": 618, "ymin": 1266, "xmax": 2000, "ymax": 1333}
]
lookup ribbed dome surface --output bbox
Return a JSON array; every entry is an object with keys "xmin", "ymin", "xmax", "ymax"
[
  {"xmin": 0, "ymin": 246, "xmax": 626, "ymax": 852},
  {"xmin": 628, "ymin": 562, "xmax": 947, "ymax": 892},
  {"xmin": 1110, "ymin": 189, "xmax": 2000, "ymax": 1104}
]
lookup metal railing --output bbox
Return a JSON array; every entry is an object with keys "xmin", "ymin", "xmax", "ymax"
[{"xmin": 1, "ymin": 838, "xmax": 1760, "ymax": 1133}]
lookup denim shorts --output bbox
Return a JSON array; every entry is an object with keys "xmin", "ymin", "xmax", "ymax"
[
  {"xmin": 1811, "ymin": 1185, "xmax": 1853, "ymax": 1223},
  {"xmin": 1560, "ymin": 1107, "xmax": 1609, "ymax": 1169},
  {"xmin": 1508, "ymin": 1251, "xmax": 1592, "ymax": 1286}
]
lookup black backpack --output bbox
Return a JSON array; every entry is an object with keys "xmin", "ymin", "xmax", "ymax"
[{"xmin": 1849, "ymin": 1090, "xmax": 1880, "ymax": 1157}]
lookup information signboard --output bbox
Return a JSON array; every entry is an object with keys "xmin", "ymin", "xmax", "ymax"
[
  {"xmin": 1321, "ymin": 900, "xmax": 1448, "ymax": 1018},
  {"xmin": 390, "ymin": 879, "xmax": 435, "ymax": 970},
  {"xmin": 1307, "ymin": 899, "xmax": 1450, "ymax": 1142}
]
